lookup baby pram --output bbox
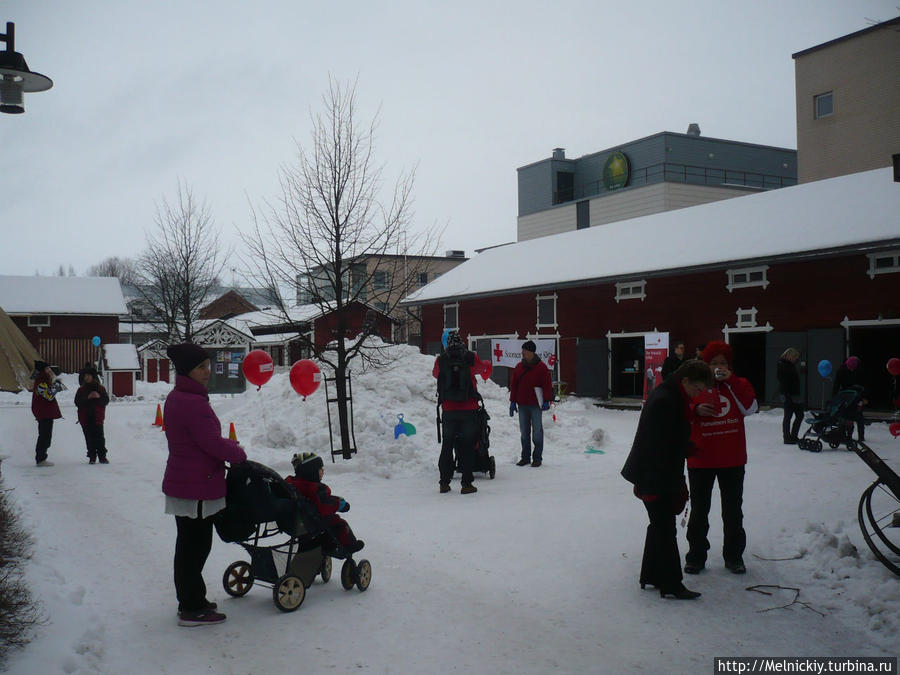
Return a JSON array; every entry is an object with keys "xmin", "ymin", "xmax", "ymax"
[
  {"xmin": 454, "ymin": 398, "xmax": 496, "ymax": 479},
  {"xmin": 215, "ymin": 460, "xmax": 371, "ymax": 612},
  {"xmin": 797, "ymin": 385, "xmax": 864, "ymax": 452}
]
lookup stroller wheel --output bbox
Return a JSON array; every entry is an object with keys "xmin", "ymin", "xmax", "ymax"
[
  {"xmin": 223, "ymin": 561, "xmax": 254, "ymax": 597},
  {"xmin": 829, "ymin": 441, "xmax": 839, "ymax": 449},
  {"xmin": 273, "ymin": 575, "xmax": 305, "ymax": 612},
  {"xmin": 341, "ymin": 559, "xmax": 357, "ymax": 590},
  {"xmin": 355, "ymin": 559, "xmax": 372, "ymax": 592},
  {"xmin": 846, "ymin": 440, "xmax": 858, "ymax": 452},
  {"xmin": 320, "ymin": 556, "xmax": 332, "ymax": 583},
  {"xmin": 489, "ymin": 456, "xmax": 496, "ymax": 479},
  {"xmin": 813, "ymin": 440, "xmax": 823, "ymax": 452}
]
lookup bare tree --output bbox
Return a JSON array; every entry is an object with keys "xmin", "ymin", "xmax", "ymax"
[
  {"xmin": 243, "ymin": 77, "xmax": 440, "ymax": 459},
  {"xmin": 135, "ymin": 181, "xmax": 229, "ymax": 342},
  {"xmin": 86, "ymin": 256, "xmax": 138, "ymax": 286}
]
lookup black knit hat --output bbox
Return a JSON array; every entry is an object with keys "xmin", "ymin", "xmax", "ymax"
[
  {"xmin": 166, "ymin": 343, "xmax": 211, "ymax": 376},
  {"xmin": 521, "ymin": 340, "xmax": 537, "ymax": 353},
  {"xmin": 446, "ymin": 331, "xmax": 464, "ymax": 349},
  {"xmin": 78, "ymin": 362, "xmax": 99, "ymax": 386},
  {"xmin": 291, "ymin": 452, "xmax": 324, "ymax": 482}
]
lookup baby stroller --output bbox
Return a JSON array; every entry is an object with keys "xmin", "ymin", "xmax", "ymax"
[
  {"xmin": 215, "ymin": 460, "xmax": 372, "ymax": 612},
  {"xmin": 797, "ymin": 386, "xmax": 864, "ymax": 452},
  {"xmin": 454, "ymin": 398, "xmax": 496, "ymax": 479}
]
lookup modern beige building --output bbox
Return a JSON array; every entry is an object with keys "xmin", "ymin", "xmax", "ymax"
[{"xmin": 793, "ymin": 16, "xmax": 900, "ymax": 183}]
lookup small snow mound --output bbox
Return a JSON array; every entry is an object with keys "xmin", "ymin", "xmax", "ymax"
[{"xmin": 591, "ymin": 428, "xmax": 605, "ymax": 445}]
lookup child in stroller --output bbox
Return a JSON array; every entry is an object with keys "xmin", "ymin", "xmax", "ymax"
[
  {"xmin": 285, "ymin": 452, "xmax": 364, "ymax": 554},
  {"xmin": 217, "ymin": 459, "xmax": 371, "ymax": 612},
  {"xmin": 798, "ymin": 385, "xmax": 865, "ymax": 452}
]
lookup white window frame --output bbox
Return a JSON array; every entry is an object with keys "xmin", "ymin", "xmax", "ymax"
[
  {"xmin": 443, "ymin": 302, "xmax": 459, "ymax": 331},
  {"xmin": 27, "ymin": 315, "xmax": 50, "ymax": 327},
  {"xmin": 814, "ymin": 91, "xmax": 833, "ymax": 119},
  {"xmin": 735, "ymin": 306, "xmax": 758, "ymax": 328},
  {"xmin": 536, "ymin": 293, "xmax": 558, "ymax": 330},
  {"xmin": 866, "ymin": 250, "xmax": 900, "ymax": 279},
  {"xmin": 726, "ymin": 265, "xmax": 769, "ymax": 292},
  {"xmin": 614, "ymin": 280, "xmax": 646, "ymax": 303}
]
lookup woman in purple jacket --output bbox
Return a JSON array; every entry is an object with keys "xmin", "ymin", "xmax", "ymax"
[{"xmin": 162, "ymin": 343, "xmax": 246, "ymax": 627}]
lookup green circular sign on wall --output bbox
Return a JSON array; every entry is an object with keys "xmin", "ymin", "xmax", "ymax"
[{"xmin": 602, "ymin": 151, "xmax": 630, "ymax": 191}]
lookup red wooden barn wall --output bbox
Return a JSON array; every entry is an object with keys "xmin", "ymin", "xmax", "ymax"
[{"xmin": 421, "ymin": 253, "xmax": 899, "ymax": 393}]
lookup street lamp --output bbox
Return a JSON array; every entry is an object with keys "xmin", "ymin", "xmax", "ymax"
[{"xmin": 0, "ymin": 22, "xmax": 52, "ymax": 114}]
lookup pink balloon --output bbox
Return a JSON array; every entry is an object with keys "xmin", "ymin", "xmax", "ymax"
[
  {"xmin": 242, "ymin": 349, "xmax": 275, "ymax": 388},
  {"xmin": 289, "ymin": 359, "xmax": 321, "ymax": 399}
]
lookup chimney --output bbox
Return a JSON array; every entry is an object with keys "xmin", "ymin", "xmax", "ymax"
[
  {"xmin": 686, "ymin": 123, "xmax": 701, "ymax": 137},
  {"xmin": 552, "ymin": 147, "xmax": 566, "ymax": 160}
]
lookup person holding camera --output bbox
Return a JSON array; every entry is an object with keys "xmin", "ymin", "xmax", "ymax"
[{"xmin": 684, "ymin": 342, "xmax": 758, "ymax": 576}]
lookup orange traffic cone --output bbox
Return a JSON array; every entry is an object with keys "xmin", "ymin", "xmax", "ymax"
[
  {"xmin": 228, "ymin": 422, "xmax": 237, "ymax": 441},
  {"xmin": 152, "ymin": 404, "xmax": 164, "ymax": 427},
  {"xmin": 161, "ymin": 418, "xmax": 166, "ymax": 432}
]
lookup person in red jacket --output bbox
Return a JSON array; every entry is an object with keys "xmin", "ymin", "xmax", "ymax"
[
  {"xmin": 433, "ymin": 331, "xmax": 486, "ymax": 494},
  {"xmin": 74, "ymin": 363, "xmax": 110, "ymax": 464},
  {"xmin": 684, "ymin": 341, "xmax": 758, "ymax": 576},
  {"xmin": 285, "ymin": 452, "xmax": 363, "ymax": 553},
  {"xmin": 31, "ymin": 360, "xmax": 63, "ymax": 466},
  {"xmin": 509, "ymin": 340, "xmax": 553, "ymax": 467}
]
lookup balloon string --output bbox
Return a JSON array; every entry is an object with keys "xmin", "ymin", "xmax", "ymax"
[{"xmin": 257, "ymin": 388, "xmax": 270, "ymax": 441}]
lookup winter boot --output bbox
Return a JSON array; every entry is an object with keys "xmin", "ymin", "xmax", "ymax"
[{"xmin": 460, "ymin": 483, "xmax": 477, "ymax": 494}]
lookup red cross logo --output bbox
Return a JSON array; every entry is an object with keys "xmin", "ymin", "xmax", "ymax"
[
  {"xmin": 548, "ymin": 354, "xmax": 557, "ymax": 367},
  {"xmin": 493, "ymin": 342, "xmax": 504, "ymax": 363}
]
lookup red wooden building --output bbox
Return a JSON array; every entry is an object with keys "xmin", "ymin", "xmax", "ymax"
[
  {"xmin": 404, "ymin": 168, "xmax": 900, "ymax": 409},
  {"xmin": 0, "ymin": 276, "xmax": 127, "ymax": 373}
]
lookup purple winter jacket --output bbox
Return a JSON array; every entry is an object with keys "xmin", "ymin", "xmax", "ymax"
[{"xmin": 161, "ymin": 375, "xmax": 247, "ymax": 500}]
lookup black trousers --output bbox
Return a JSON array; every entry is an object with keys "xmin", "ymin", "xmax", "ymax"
[
  {"xmin": 782, "ymin": 396, "xmax": 803, "ymax": 441},
  {"xmin": 174, "ymin": 511, "xmax": 216, "ymax": 613},
  {"xmin": 35, "ymin": 419, "xmax": 54, "ymax": 461},
  {"xmin": 686, "ymin": 466, "xmax": 746, "ymax": 566},
  {"xmin": 639, "ymin": 498, "xmax": 683, "ymax": 591},
  {"xmin": 81, "ymin": 422, "xmax": 107, "ymax": 459},
  {"xmin": 439, "ymin": 409, "xmax": 478, "ymax": 484}
]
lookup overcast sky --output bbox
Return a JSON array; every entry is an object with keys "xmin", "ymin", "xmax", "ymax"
[{"xmin": 2, "ymin": 0, "xmax": 896, "ymax": 279}]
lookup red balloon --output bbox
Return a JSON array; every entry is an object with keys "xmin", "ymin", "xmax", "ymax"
[
  {"xmin": 242, "ymin": 349, "xmax": 275, "ymax": 388},
  {"xmin": 890, "ymin": 422, "xmax": 900, "ymax": 438},
  {"xmin": 481, "ymin": 361, "xmax": 493, "ymax": 381},
  {"xmin": 887, "ymin": 358, "xmax": 900, "ymax": 377},
  {"xmin": 289, "ymin": 359, "xmax": 321, "ymax": 399}
]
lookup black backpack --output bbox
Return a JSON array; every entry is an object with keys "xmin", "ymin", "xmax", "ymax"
[{"xmin": 436, "ymin": 346, "xmax": 476, "ymax": 403}]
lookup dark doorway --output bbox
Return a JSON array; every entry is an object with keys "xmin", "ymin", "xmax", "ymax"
[
  {"xmin": 729, "ymin": 332, "xmax": 766, "ymax": 403},
  {"xmin": 576, "ymin": 339, "xmax": 609, "ymax": 397},
  {"xmin": 610, "ymin": 336, "xmax": 644, "ymax": 398},
  {"xmin": 848, "ymin": 325, "xmax": 900, "ymax": 411}
]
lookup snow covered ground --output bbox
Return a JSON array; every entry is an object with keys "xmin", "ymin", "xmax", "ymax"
[{"xmin": 1, "ymin": 343, "xmax": 897, "ymax": 674}]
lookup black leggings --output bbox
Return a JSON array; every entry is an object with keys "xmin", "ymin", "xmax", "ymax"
[
  {"xmin": 782, "ymin": 396, "xmax": 803, "ymax": 441},
  {"xmin": 174, "ymin": 512, "xmax": 216, "ymax": 612}
]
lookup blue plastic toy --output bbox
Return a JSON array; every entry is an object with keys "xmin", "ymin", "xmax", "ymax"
[{"xmin": 394, "ymin": 414, "xmax": 417, "ymax": 439}]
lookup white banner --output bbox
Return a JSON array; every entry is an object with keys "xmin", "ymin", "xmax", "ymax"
[{"xmin": 489, "ymin": 339, "xmax": 557, "ymax": 368}]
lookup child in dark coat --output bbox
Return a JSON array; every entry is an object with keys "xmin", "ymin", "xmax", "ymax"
[
  {"xmin": 74, "ymin": 363, "xmax": 110, "ymax": 464},
  {"xmin": 285, "ymin": 452, "xmax": 364, "ymax": 553},
  {"xmin": 31, "ymin": 360, "xmax": 63, "ymax": 465}
]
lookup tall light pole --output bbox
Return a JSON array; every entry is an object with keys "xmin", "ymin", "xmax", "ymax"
[{"xmin": 0, "ymin": 22, "xmax": 52, "ymax": 114}]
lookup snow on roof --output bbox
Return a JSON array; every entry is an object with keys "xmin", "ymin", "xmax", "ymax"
[
  {"xmin": 403, "ymin": 167, "xmax": 900, "ymax": 304},
  {"xmin": 0, "ymin": 276, "xmax": 128, "ymax": 315},
  {"xmin": 103, "ymin": 343, "xmax": 141, "ymax": 371}
]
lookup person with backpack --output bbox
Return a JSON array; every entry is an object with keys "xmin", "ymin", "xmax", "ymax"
[
  {"xmin": 31, "ymin": 360, "xmax": 63, "ymax": 466},
  {"xmin": 509, "ymin": 340, "xmax": 553, "ymax": 467},
  {"xmin": 433, "ymin": 330, "xmax": 486, "ymax": 494}
]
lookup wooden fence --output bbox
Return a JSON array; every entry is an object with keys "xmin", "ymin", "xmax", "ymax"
[{"xmin": 38, "ymin": 338, "xmax": 98, "ymax": 373}]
